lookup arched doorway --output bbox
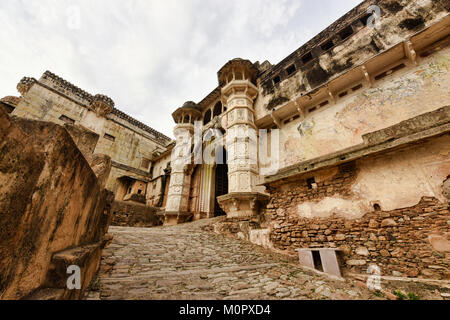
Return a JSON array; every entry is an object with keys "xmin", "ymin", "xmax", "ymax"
[{"xmin": 214, "ymin": 147, "xmax": 228, "ymax": 216}]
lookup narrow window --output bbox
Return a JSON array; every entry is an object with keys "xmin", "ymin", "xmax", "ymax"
[
  {"xmin": 375, "ymin": 71, "xmax": 388, "ymax": 81},
  {"xmin": 59, "ymin": 115, "xmax": 75, "ymax": 124},
  {"xmin": 321, "ymin": 40, "xmax": 334, "ymax": 51},
  {"xmin": 360, "ymin": 13, "xmax": 372, "ymax": 27},
  {"xmin": 352, "ymin": 84, "xmax": 363, "ymax": 92},
  {"xmin": 104, "ymin": 133, "xmax": 116, "ymax": 142},
  {"xmin": 339, "ymin": 26, "xmax": 353, "ymax": 40},
  {"xmin": 213, "ymin": 101, "xmax": 222, "ymax": 118},
  {"xmin": 373, "ymin": 203, "xmax": 382, "ymax": 212},
  {"xmin": 319, "ymin": 101, "xmax": 329, "ymax": 108},
  {"xmin": 391, "ymin": 63, "xmax": 406, "ymax": 73},
  {"xmin": 286, "ymin": 64, "xmax": 296, "ymax": 75},
  {"xmin": 273, "ymin": 75, "xmax": 281, "ymax": 85},
  {"xmin": 338, "ymin": 91, "xmax": 348, "ymax": 98},
  {"xmin": 308, "ymin": 106, "xmax": 317, "ymax": 113},
  {"xmin": 203, "ymin": 109, "xmax": 212, "ymax": 125},
  {"xmin": 301, "ymin": 52, "xmax": 313, "ymax": 64}
]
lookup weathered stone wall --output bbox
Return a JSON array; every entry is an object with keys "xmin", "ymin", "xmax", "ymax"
[
  {"xmin": 111, "ymin": 201, "xmax": 159, "ymax": 227},
  {"xmin": 0, "ymin": 108, "xmax": 113, "ymax": 299},
  {"xmin": 273, "ymin": 46, "xmax": 450, "ymax": 168},
  {"xmin": 11, "ymin": 72, "xmax": 171, "ymax": 197},
  {"xmin": 267, "ymin": 139, "xmax": 450, "ymax": 279}
]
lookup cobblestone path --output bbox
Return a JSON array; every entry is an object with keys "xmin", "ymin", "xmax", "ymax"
[{"xmin": 86, "ymin": 219, "xmax": 382, "ymax": 300}]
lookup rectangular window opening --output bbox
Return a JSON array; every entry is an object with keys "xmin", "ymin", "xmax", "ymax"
[
  {"xmin": 374, "ymin": 71, "xmax": 388, "ymax": 81},
  {"xmin": 319, "ymin": 101, "xmax": 329, "ymax": 108},
  {"xmin": 312, "ymin": 251, "xmax": 324, "ymax": 272},
  {"xmin": 321, "ymin": 40, "xmax": 334, "ymax": 51},
  {"xmin": 360, "ymin": 13, "xmax": 372, "ymax": 26},
  {"xmin": 286, "ymin": 64, "xmax": 297, "ymax": 76},
  {"xmin": 273, "ymin": 75, "xmax": 281, "ymax": 85},
  {"xmin": 352, "ymin": 84, "xmax": 363, "ymax": 92},
  {"xmin": 104, "ymin": 133, "xmax": 116, "ymax": 142},
  {"xmin": 338, "ymin": 91, "xmax": 348, "ymax": 98},
  {"xmin": 391, "ymin": 63, "xmax": 406, "ymax": 73},
  {"xmin": 339, "ymin": 26, "xmax": 354, "ymax": 40},
  {"xmin": 301, "ymin": 52, "xmax": 313, "ymax": 64},
  {"xmin": 308, "ymin": 106, "xmax": 317, "ymax": 113},
  {"xmin": 59, "ymin": 115, "xmax": 75, "ymax": 124}
]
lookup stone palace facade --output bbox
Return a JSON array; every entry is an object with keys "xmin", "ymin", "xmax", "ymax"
[{"xmin": 2, "ymin": 0, "xmax": 449, "ymax": 279}]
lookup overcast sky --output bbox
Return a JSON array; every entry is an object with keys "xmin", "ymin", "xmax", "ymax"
[{"xmin": 0, "ymin": 0, "xmax": 361, "ymax": 137}]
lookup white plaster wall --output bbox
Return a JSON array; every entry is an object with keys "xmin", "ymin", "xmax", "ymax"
[{"xmin": 297, "ymin": 135, "xmax": 450, "ymax": 219}]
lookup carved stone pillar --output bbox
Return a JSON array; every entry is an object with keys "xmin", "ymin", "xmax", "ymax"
[
  {"xmin": 164, "ymin": 102, "xmax": 201, "ymax": 226},
  {"xmin": 216, "ymin": 59, "xmax": 269, "ymax": 220}
]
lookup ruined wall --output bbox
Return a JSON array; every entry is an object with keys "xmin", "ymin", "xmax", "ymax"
[
  {"xmin": 0, "ymin": 108, "xmax": 113, "ymax": 299},
  {"xmin": 111, "ymin": 201, "xmax": 159, "ymax": 227},
  {"xmin": 267, "ymin": 137, "xmax": 450, "ymax": 279}
]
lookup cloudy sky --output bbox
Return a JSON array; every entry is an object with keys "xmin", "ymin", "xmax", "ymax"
[{"xmin": 0, "ymin": 0, "xmax": 361, "ymax": 137}]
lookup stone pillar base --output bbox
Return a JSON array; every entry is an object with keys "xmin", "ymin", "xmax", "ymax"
[
  {"xmin": 163, "ymin": 211, "xmax": 192, "ymax": 226},
  {"xmin": 217, "ymin": 192, "xmax": 270, "ymax": 220}
]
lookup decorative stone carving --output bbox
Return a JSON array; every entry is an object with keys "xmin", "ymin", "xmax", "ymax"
[
  {"xmin": 90, "ymin": 94, "xmax": 115, "ymax": 117},
  {"xmin": 17, "ymin": 77, "xmax": 37, "ymax": 96}
]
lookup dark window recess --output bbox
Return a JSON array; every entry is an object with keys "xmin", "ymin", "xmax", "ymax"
[
  {"xmin": 203, "ymin": 109, "xmax": 212, "ymax": 125},
  {"xmin": 391, "ymin": 63, "xmax": 406, "ymax": 73},
  {"xmin": 312, "ymin": 251, "xmax": 324, "ymax": 272},
  {"xmin": 284, "ymin": 114, "xmax": 300, "ymax": 124},
  {"xmin": 321, "ymin": 40, "xmax": 334, "ymax": 51},
  {"xmin": 141, "ymin": 158, "xmax": 151, "ymax": 170},
  {"xmin": 360, "ymin": 13, "xmax": 372, "ymax": 26},
  {"xmin": 213, "ymin": 101, "xmax": 222, "ymax": 117},
  {"xmin": 339, "ymin": 26, "xmax": 354, "ymax": 40},
  {"xmin": 286, "ymin": 64, "xmax": 297, "ymax": 75},
  {"xmin": 59, "ymin": 115, "xmax": 75, "ymax": 124},
  {"xmin": 375, "ymin": 71, "xmax": 388, "ymax": 81},
  {"xmin": 375, "ymin": 63, "xmax": 406, "ymax": 81},
  {"xmin": 104, "ymin": 133, "xmax": 116, "ymax": 142},
  {"xmin": 307, "ymin": 177, "xmax": 316, "ymax": 189},
  {"xmin": 3, "ymin": 104, "xmax": 15, "ymax": 113},
  {"xmin": 301, "ymin": 52, "xmax": 313, "ymax": 64},
  {"xmin": 138, "ymin": 189, "xmax": 142, "ymax": 195},
  {"xmin": 273, "ymin": 75, "xmax": 281, "ymax": 85},
  {"xmin": 308, "ymin": 106, "xmax": 317, "ymax": 113},
  {"xmin": 373, "ymin": 203, "xmax": 382, "ymax": 211},
  {"xmin": 352, "ymin": 84, "xmax": 363, "ymax": 91},
  {"xmin": 320, "ymin": 101, "xmax": 329, "ymax": 107},
  {"xmin": 338, "ymin": 91, "xmax": 348, "ymax": 98},
  {"xmin": 183, "ymin": 115, "xmax": 190, "ymax": 123}
]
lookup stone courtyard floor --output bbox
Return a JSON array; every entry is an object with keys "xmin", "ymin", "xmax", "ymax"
[{"xmin": 85, "ymin": 218, "xmax": 449, "ymax": 300}]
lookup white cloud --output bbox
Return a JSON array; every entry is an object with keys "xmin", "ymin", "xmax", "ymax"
[{"xmin": 0, "ymin": 0, "xmax": 361, "ymax": 138}]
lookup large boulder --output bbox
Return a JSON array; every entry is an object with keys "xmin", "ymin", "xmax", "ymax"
[{"xmin": 0, "ymin": 108, "xmax": 113, "ymax": 300}]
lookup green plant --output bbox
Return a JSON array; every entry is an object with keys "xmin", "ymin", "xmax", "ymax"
[
  {"xmin": 407, "ymin": 292, "xmax": 420, "ymax": 300},
  {"xmin": 373, "ymin": 290, "xmax": 384, "ymax": 298},
  {"xmin": 393, "ymin": 290, "xmax": 407, "ymax": 300}
]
